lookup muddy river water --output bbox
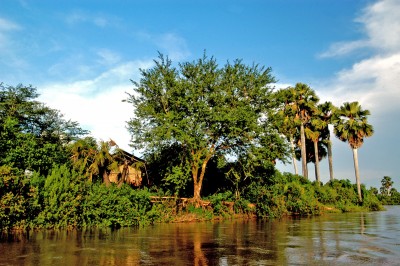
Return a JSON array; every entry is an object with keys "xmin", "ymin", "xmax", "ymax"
[{"xmin": 1, "ymin": 206, "xmax": 399, "ymax": 265}]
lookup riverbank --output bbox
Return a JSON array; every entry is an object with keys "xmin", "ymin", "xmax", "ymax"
[{"xmin": 1, "ymin": 166, "xmax": 384, "ymax": 232}]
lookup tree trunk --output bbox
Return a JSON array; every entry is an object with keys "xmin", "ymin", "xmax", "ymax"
[
  {"xmin": 103, "ymin": 171, "xmax": 111, "ymax": 187},
  {"xmin": 300, "ymin": 123, "xmax": 308, "ymax": 178},
  {"xmin": 193, "ymin": 158, "xmax": 210, "ymax": 204},
  {"xmin": 327, "ymin": 139, "xmax": 334, "ymax": 181},
  {"xmin": 192, "ymin": 163, "xmax": 200, "ymax": 204},
  {"xmin": 314, "ymin": 140, "xmax": 320, "ymax": 184},
  {"xmin": 290, "ymin": 137, "xmax": 298, "ymax": 175},
  {"xmin": 193, "ymin": 180, "xmax": 202, "ymax": 205},
  {"xmin": 352, "ymin": 148, "xmax": 362, "ymax": 202},
  {"xmin": 117, "ymin": 161, "xmax": 129, "ymax": 188},
  {"xmin": 191, "ymin": 146, "xmax": 214, "ymax": 206}
]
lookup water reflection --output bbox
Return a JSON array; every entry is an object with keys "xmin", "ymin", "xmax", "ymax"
[{"xmin": 1, "ymin": 206, "xmax": 400, "ymax": 265}]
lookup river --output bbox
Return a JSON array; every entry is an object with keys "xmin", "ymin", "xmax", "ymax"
[{"xmin": 1, "ymin": 206, "xmax": 399, "ymax": 265}]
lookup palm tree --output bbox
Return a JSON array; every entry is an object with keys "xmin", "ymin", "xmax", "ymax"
[
  {"xmin": 69, "ymin": 136, "xmax": 98, "ymax": 181},
  {"xmin": 70, "ymin": 138, "xmax": 117, "ymax": 186},
  {"xmin": 334, "ymin": 101, "xmax": 374, "ymax": 202},
  {"xmin": 306, "ymin": 102, "xmax": 336, "ymax": 183},
  {"xmin": 88, "ymin": 140, "xmax": 117, "ymax": 187},
  {"xmin": 305, "ymin": 116, "xmax": 323, "ymax": 183},
  {"xmin": 289, "ymin": 83, "xmax": 319, "ymax": 179},
  {"xmin": 272, "ymin": 83, "xmax": 319, "ymax": 179},
  {"xmin": 294, "ymin": 132, "xmax": 327, "ymax": 182},
  {"xmin": 270, "ymin": 101, "xmax": 300, "ymax": 175},
  {"xmin": 318, "ymin": 102, "xmax": 337, "ymax": 182},
  {"xmin": 380, "ymin": 176, "xmax": 393, "ymax": 196}
]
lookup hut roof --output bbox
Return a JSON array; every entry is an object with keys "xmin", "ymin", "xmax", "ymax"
[{"xmin": 116, "ymin": 149, "xmax": 146, "ymax": 163}]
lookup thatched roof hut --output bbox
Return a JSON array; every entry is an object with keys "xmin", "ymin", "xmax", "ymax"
[{"xmin": 108, "ymin": 149, "xmax": 146, "ymax": 187}]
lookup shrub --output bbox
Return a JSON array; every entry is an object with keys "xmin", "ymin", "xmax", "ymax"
[
  {"xmin": 35, "ymin": 164, "xmax": 86, "ymax": 228},
  {"xmin": 82, "ymin": 184, "xmax": 154, "ymax": 228},
  {"xmin": 207, "ymin": 191, "xmax": 233, "ymax": 216},
  {"xmin": 0, "ymin": 166, "xmax": 39, "ymax": 231}
]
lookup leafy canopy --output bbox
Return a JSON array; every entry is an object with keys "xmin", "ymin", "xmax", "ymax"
[
  {"xmin": 126, "ymin": 53, "xmax": 276, "ymax": 157},
  {"xmin": 0, "ymin": 83, "xmax": 88, "ymax": 174},
  {"xmin": 334, "ymin": 101, "xmax": 374, "ymax": 149},
  {"xmin": 125, "ymin": 53, "xmax": 279, "ymax": 200}
]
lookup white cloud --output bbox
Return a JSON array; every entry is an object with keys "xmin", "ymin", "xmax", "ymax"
[
  {"xmin": 65, "ymin": 11, "xmax": 110, "ymax": 28},
  {"xmin": 157, "ymin": 33, "xmax": 191, "ymax": 61},
  {"xmin": 358, "ymin": 0, "xmax": 400, "ymax": 53},
  {"xmin": 317, "ymin": 0, "xmax": 400, "ymax": 114},
  {"xmin": 96, "ymin": 49, "xmax": 121, "ymax": 66},
  {"xmin": 318, "ymin": 40, "xmax": 369, "ymax": 58},
  {"xmin": 39, "ymin": 60, "xmax": 153, "ymax": 151},
  {"xmin": 0, "ymin": 17, "xmax": 21, "ymax": 31},
  {"xmin": 319, "ymin": 0, "xmax": 400, "ymax": 58},
  {"xmin": 0, "ymin": 17, "xmax": 29, "ymax": 74},
  {"xmin": 317, "ymin": 53, "xmax": 400, "ymax": 114},
  {"xmin": 136, "ymin": 31, "xmax": 191, "ymax": 61},
  {"xmin": 0, "ymin": 17, "xmax": 21, "ymax": 49}
]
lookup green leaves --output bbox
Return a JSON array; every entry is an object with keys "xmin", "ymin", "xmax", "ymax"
[
  {"xmin": 0, "ymin": 166, "xmax": 39, "ymax": 230},
  {"xmin": 126, "ymin": 53, "xmax": 277, "ymax": 200},
  {"xmin": 0, "ymin": 83, "xmax": 88, "ymax": 175},
  {"xmin": 334, "ymin": 101, "xmax": 374, "ymax": 149}
]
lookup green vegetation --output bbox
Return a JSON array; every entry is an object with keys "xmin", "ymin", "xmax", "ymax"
[
  {"xmin": 375, "ymin": 176, "xmax": 400, "ymax": 205},
  {"xmin": 125, "ymin": 53, "xmax": 280, "ymax": 204},
  {"xmin": 333, "ymin": 101, "xmax": 374, "ymax": 202},
  {"xmin": 0, "ymin": 55, "xmax": 392, "ymax": 232}
]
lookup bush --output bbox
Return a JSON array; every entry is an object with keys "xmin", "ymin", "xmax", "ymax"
[
  {"xmin": 207, "ymin": 191, "xmax": 233, "ymax": 216},
  {"xmin": 233, "ymin": 198, "xmax": 254, "ymax": 214},
  {"xmin": 82, "ymin": 184, "xmax": 154, "ymax": 228},
  {"xmin": 284, "ymin": 182, "xmax": 321, "ymax": 215},
  {"xmin": 0, "ymin": 166, "xmax": 39, "ymax": 231},
  {"xmin": 35, "ymin": 164, "xmax": 87, "ymax": 228}
]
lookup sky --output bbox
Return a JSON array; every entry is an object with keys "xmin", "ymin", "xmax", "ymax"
[{"xmin": 1, "ymin": 0, "xmax": 399, "ymax": 190}]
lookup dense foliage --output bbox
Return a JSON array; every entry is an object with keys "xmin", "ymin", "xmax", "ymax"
[
  {"xmin": 125, "ymin": 53, "xmax": 285, "ymax": 202},
  {"xmin": 0, "ymin": 164, "xmax": 385, "ymax": 231},
  {"xmin": 0, "ymin": 84, "xmax": 87, "ymax": 175},
  {"xmin": 0, "ymin": 55, "xmax": 391, "ymax": 232}
]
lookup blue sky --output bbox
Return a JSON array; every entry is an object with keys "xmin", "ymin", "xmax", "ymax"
[{"xmin": 1, "ymin": 0, "xmax": 399, "ymax": 190}]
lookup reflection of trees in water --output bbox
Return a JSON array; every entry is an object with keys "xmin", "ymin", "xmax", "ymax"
[
  {"xmin": 282, "ymin": 212, "xmax": 382, "ymax": 264},
  {"xmin": 3, "ymin": 211, "xmax": 396, "ymax": 265},
  {"xmin": 193, "ymin": 226, "xmax": 208, "ymax": 266},
  {"xmin": 286, "ymin": 216, "xmax": 339, "ymax": 264}
]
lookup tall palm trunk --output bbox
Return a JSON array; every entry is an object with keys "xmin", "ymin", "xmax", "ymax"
[
  {"xmin": 313, "ymin": 140, "xmax": 320, "ymax": 183},
  {"xmin": 327, "ymin": 139, "xmax": 334, "ymax": 181},
  {"xmin": 300, "ymin": 123, "xmax": 308, "ymax": 178},
  {"xmin": 290, "ymin": 136, "xmax": 298, "ymax": 175},
  {"xmin": 352, "ymin": 148, "xmax": 362, "ymax": 202}
]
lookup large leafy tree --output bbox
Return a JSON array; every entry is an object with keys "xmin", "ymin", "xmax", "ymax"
[
  {"xmin": 334, "ymin": 101, "xmax": 374, "ymax": 202},
  {"xmin": 125, "ymin": 53, "xmax": 277, "ymax": 202},
  {"xmin": 0, "ymin": 83, "xmax": 88, "ymax": 174}
]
